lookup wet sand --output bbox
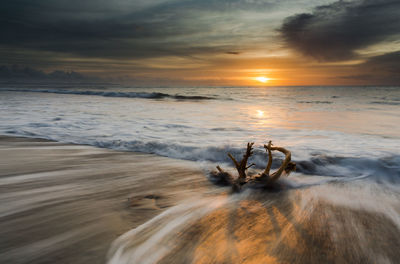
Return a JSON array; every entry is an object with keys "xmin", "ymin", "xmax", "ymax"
[
  {"xmin": 0, "ymin": 136, "xmax": 212, "ymax": 264},
  {"xmin": 1, "ymin": 136, "xmax": 400, "ymax": 264}
]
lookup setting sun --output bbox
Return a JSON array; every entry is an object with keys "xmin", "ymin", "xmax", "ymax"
[{"xmin": 255, "ymin": 76, "xmax": 270, "ymax": 83}]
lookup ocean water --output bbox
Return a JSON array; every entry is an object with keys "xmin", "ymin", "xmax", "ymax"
[
  {"xmin": 1, "ymin": 85, "xmax": 399, "ymax": 183},
  {"xmin": 1, "ymin": 85, "xmax": 400, "ymax": 263}
]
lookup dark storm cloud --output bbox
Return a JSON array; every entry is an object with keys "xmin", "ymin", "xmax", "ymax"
[
  {"xmin": 0, "ymin": 0, "xmax": 200, "ymax": 58},
  {"xmin": 364, "ymin": 50, "xmax": 400, "ymax": 73},
  {"xmin": 360, "ymin": 50, "xmax": 400, "ymax": 84},
  {"xmin": 0, "ymin": 0, "xmax": 278, "ymax": 60},
  {"xmin": 280, "ymin": 0, "xmax": 400, "ymax": 61},
  {"xmin": 338, "ymin": 51, "xmax": 400, "ymax": 84}
]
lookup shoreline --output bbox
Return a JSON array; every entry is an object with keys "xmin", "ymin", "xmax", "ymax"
[
  {"xmin": 0, "ymin": 135, "xmax": 213, "ymax": 264},
  {"xmin": 2, "ymin": 135, "xmax": 400, "ymax": 263}
]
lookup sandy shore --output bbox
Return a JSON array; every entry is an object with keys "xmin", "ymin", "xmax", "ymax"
[
  {"xmin": 0, "ymin": 136, "xmax": 212, "ymax": 264},
  {"xmin": 2, "ymin": 136, "xmax": 400, "ymax": 264}
]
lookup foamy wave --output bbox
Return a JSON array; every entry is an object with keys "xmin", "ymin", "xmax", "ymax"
[
  {"xmin": 4, "ymin": 126, "xmax": 400, "ymax": 183},
  {"xmin": 4, "ymin": 127, "xmax": 400, "ymax": 183},
  {"xmin": 2, "ymin": 126, "xmax": 399, "ymax": 184},
  {"xmin": 86, "ymin": 139, "xmax": 400, "ymax": 184},
  {"xmin": 297, "ymin": 155, "xmax": 400, "ymax": 184},
  {"xmin": 2, "ymin": 88, "xmax": 216, "ymax": 100}
]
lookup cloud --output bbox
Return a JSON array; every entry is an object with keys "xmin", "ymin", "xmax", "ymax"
[
  {"xmin": 364, "ymin": 50, "xmax": 400, "ymax": 73},
  {"xmin": 2, "ymin": 0, "xmax": 398, "ymax": 85},
  {"xmin": 1, "ymin": 0, "xmax": 329, "ymax": 61},
  {"xmin": 0, "ymin": 0, "xmax": 284, "ymax": 61},
  {"xmin": 280, "ymin": 0, "xmax": 400, "ymax": 61},
  {"xmin": 359, "ymin": 51, "xmax": 400, "ymax": 84},
  {"xmin": 225, "ymin": 51, "xmax": 240, "ymax": 55},
  {"xmin": 338, "ymin": 51, "xmax": 400, "ymax": 84},
  {"xmin": 0, "ymin": 0, "xmax": 336, "ymax": 67},
  {"xmin": 0, "ymin": 1, "xmax": 201, "ymax": 59},
  {"xmin": 0, "ymin": 65, "xmax": 100, "ymax": 82}
]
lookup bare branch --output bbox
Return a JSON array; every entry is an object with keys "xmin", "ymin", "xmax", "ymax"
[
  {"xmin": 269, "ymin": 146, "xmax": 291, "ymax": 183},
  {"xmin": 227, "ymin": 142, "xmax": 254, "ymax": 180},
  {"xmin": 227, "ymin": 153, "xmax": 240, "ymax": 168},
  {"xmin": 263, "ymin": 140, "xmax": 273, "ymax": 176},
  {"xmin": 246, "ymin": 163, "xmax": 256, "ymax": 170},
  {"xmin": 240, "ymin": 142, "xmax": 254, "ymax": 170},
  {"xmin": 212, "ymin": 165, "xmax": 234, "ymax": 187}
]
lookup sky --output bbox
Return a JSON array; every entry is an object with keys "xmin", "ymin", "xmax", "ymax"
[{"xmin": 1, "ymin": 0, "xmax": 399, "ymax": 86}]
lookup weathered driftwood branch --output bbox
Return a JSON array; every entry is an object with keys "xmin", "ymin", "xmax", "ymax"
[
  {"xmin": 262, "ymin": 140, "xmax": 273, "ymax": 176},
  {"xmin": 227, "ymin": 142, "xmax": 254, "ymax": 184},
  {"xmin": 211, "ymin": 141, "xmax": 296, "ymax": 192}
]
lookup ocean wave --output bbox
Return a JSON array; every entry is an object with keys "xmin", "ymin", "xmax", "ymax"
[
  {"xmin": 297, "ymin": 100, "xmax": 333, "ymax": 104},
  {"xmin": 92, "ymin": 139, "xmax": 400, "ymax": 184},
  {"xmin": 296, "ymin": 155, "xmax": 400, "ymax": 181},
  {"xmin": 2, "ymin": 129, "xmax": 399, "ymax": 184},
  {"xmin": 28, "ymin": 122, "xmax": 52, "ymax": 128},
  {"xmin": 373, "ymin": 96, "xmax": 400, "ymax": 101},
  {"xmin": 370, "ymin": 101, "xmax": 400, "ymax": 106},
  {"xmin": 1, "ymin": 88, "xmax": 216, "ymax": 101}
]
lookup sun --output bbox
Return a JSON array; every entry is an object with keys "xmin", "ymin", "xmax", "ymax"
[{"xmin": 255, "ymin": 76, "xmax": 270, "ymax": 83}]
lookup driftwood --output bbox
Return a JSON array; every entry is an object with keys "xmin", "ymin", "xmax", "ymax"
[{"xmin": 212, "ymin": 141, "xmax": 296, "ymax": 192}]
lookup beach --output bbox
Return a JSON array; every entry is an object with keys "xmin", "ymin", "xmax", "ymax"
[
  {"xmin": 2, "ymin": 0, "xmax": 400, "ymax": 262},
  {"xmin": 1, "ymin": 135, "xmax": 400, "ymax": 264},
  {"xmin": 0, "ymin": 136, "xmax": 212, "ymax": 264},
  {"xmin": 0, "ymin": 86, "xmax": 399, "ymax": 263}
]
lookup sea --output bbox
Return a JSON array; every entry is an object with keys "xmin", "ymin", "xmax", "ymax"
[
  {"xmin": 0, "ymin": 84, "xmax": 400, "ymax": 263},
  {"xmin": 1, "ymin": 85, "xmax": 399, "ymax": 181}
]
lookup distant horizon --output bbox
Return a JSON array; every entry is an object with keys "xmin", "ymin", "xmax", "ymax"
[{"xmin": 1, "ymin": 63, "xmax": 400, "ymax": 88}]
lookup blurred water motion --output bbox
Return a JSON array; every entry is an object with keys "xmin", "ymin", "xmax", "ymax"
[
  {"xmin": 1, "ymin": 138, "xmax": 400, "ymax": 264},
  {"xmin": 1, "ymin": 86, "xmax": 399, "ymax": 162},
  {"xmin": 0, "ymin": 85, "xmax": 399, "ymax": 263},
  {"xmin": 108, "ymin": 185, "xmax": 400, "ymax": 264},
  {"xmin": 0, "ymin": 137, "xmax": 210, "ymax": 264}
]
